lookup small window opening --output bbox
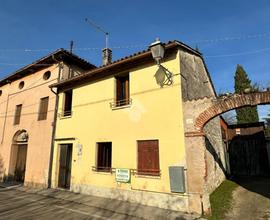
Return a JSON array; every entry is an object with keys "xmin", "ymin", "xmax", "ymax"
[
  {"xmin": 115, "ymin": 74, "xmax": 130, "ymax": 107},
  {"xmin": 97, "ymin": 142, "xmax": 112, "ymax": 172},
  {"xmin": 43, "ymin": 71, "xmax": 51, "ymax": 80},
  {"xmin": 63, "ymin": 90, "xmax": 72, "ymax": 117},
  {"xmin": 18, "ymin": 81, "xmax": 24, "ymax": 89}
]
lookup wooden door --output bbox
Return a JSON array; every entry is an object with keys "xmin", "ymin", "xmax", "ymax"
[
  {"xmin": 229, "ymin": 132, "xmax": 270, "ymax": 176},
  {"xmin": 58, "ymin": 144, "xmax": 73, "ymax": 189},
  {"xmin": 14, "ymin": 144, "xmax": 28, "ymax": 182}
]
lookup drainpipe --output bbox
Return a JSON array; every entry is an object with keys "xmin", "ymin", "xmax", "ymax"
[
  {"xmin": 1, "ymin": 90, "xmax": 11, "ymax": 144},
  {"xmin": 47, "ymin": 62, "xmax": 62, "ymax": 188}
]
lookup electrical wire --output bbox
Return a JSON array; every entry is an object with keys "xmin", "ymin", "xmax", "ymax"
[
  {"xmin": 0, "ymin": 32, "xmax": 269, "ymax": 53},
  {"xmin": 0, "ymin": 109, "xmax": 55, "ymax": 119},
  {"xmin": 0, "ymin": 63, "xmax": 52, "ymax": 66},
  {"xmin": 205, "ymin": 47, "xmax": 270, "ymax": 58},
  {"xmin": 0, "ymin": 32, "xmax": 269, "ymax": 66},
  {"xmin": 0, "ymin": 45, "xmax": 147, "ymax": 53},
  {"xmin": 0, "ymin": 65, "xmax": 58, "ymax": 107},
  {"xmin": 0, "ymin": 96, "xmax": 56, "ymax": 116},
  {"xmin": 191, "ymin": 32, "xmax": 270, "ymax": 44}
]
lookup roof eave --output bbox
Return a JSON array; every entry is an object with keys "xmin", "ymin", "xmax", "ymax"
[
  {"xmin": 0, "ymin": 48, "xmax": 96, "ymax": 86},
  {"xmin": 50, "ymin": 41, "xmax": 180, "ymax": 88}
]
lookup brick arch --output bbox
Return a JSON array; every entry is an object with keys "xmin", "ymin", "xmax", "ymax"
[{"xmin": 195, "ymin": 91, "xmax": 270, "ymax": 131}]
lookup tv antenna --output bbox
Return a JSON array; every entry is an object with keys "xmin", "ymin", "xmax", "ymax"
[{"xmin": 85, "ymin": 18, "xmax": 109, "ymax": 49}]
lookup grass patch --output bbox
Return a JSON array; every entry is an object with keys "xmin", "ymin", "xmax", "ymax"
[{"xmin": 207, "ymin": 179, "xmax": 239, "ymax": 220}]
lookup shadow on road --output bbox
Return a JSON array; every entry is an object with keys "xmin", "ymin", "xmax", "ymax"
[{"xmin": 232, "ymin": 176, "xmax": 270, "ymax": 199}]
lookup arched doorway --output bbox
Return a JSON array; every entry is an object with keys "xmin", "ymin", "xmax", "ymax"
[
  {"xmin": 9, "ymin": 130, "xmax": 29, "ymax": 182},
  {"xmin": 190, "ymin": 91, "xmax": 270, "ymax": 177}
]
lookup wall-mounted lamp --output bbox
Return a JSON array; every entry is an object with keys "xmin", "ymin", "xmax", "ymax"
[
  {"xmin": 149, "ymin": 38, "xmax": 165, "ymax": 65},
  {"xmin": 149, "ymin": 38, "xmax": 173, "ymax": 87}
]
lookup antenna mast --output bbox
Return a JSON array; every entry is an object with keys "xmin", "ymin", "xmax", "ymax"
[
  {"xmin": 70, "ymin": 40, "xmax": 74, "ymax": 54},
  {"xmin": 85, "ymin": 18, "xmax": 109, "ymax": 48}
]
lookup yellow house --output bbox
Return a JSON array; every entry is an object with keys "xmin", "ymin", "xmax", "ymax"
[{"xmin": 50, "ymin": 40, "xmax": 226, "ymax": 214}]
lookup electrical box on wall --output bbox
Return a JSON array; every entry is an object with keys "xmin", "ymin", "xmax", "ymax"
[{"xmin": 169, "ymin": 166, "xmax": 186, "ymax": 193}]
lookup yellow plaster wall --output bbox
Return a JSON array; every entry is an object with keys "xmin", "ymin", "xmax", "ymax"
[{"xmin": 52, "ymin": 50, "xmax": 187, "ymax": 193}]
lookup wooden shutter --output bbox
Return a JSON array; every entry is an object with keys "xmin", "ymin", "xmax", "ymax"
[
  {"xmin": 115, "ymin": 74, "xmax": 129, "ymax": 106},
  {"xmin": 138, "ymin": 140, "xmax": 160, "ymax": 176},
  {"xmin": 14, "ymin": 104, "xmax": 22, "ymax": 125},
  {"xmin": 38, "ymin": 97, "xmax": 49, "ymax": 120},
  {"xmin": 116, "ymin": 78, "xmax": 122, "ymax": 104},
  {"xmin": 97, "ymin": 142, "xmax": 112, "ymax": 172},
  {"xmin": 97, "ymin": 144, "xmax": 104, "ymax": 169},
  {"xmin": 124, "ymin": 75, "xmax": 129, "ymax": 103},
  {"xmin": 64, "ymin": 90, "xmax": 72, "ymax": 116}
]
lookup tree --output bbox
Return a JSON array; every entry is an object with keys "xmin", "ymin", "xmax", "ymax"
[
  {"xmin": 234, "ymin": 64, "xmax": 259, "ymax": 124},
  {"xmin": 264, "ymin": 112, "xmax": 270, "ymax": 137}
]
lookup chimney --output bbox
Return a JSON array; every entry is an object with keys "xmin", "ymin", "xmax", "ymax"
[{"xmin": 102, "ymin": 48, "xmax": 112, "ymax": 65}]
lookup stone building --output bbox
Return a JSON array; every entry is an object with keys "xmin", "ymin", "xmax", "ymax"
[
  {"xmin": 49, "ymin": 40, "xmax": 227, "ymax": 215},
  {"xmin": 0, "ymin": 49, "xmax": 95, "ymax": 187}
]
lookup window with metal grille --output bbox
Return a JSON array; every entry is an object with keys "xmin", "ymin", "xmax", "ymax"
[
  {"xmin": 137, "ymin": 140, "xmax": 160, "ymax": 176},
  {"xmin": 97, "ymin": 142, "xmax": 112, "ymax": 172},
  {"xmin": 63, "ymin": 90, "xmax": 72, "ymax": 116},
  {"xmin": 38, "ymin": 97, "xmax": 49, "ymax": 121},
  {"xmin": 115, "ymin": 74, "xmax": 130, "ymax": 107},
  {"xmin": 14, "ymin": 104, "xmax": 22, "ymax": 125}
]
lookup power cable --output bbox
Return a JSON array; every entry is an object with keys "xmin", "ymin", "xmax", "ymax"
[
  {"xmin": 0, "ymin": 96, "xmax": 56, "ymax": 116},
  {"xmin": 205, "ymin": 47, "xmax": 270, "ymax": 58},
  {"xmin": 0, "ymin": 65, "xmax": 58, "ymax": 107},
  {"xmin": 191, "ymin": 32, "xmax": 270, "ymax": 44},
  {"xmin": 0, "ymin": 32, "xmax": 269, "ymax": 53}
]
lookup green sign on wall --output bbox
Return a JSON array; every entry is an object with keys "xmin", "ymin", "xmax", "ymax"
[{"xmin": 115, "ymin": 168, "xmax": 130, "ymax": 183}]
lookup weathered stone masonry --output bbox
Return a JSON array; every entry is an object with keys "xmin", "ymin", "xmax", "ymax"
[
  {"xmin": 179, "ymin": 49, "xmax": 226, "ymax": 214},
  {"xmin": 183, "ymin": 89, "xmax": 270, "ymax": 213}
]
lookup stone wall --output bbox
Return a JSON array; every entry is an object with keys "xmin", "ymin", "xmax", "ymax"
[
  {"xmin": 60, "ymin": 63, "xmax": 85, "ymax": 80},
  {"xmin": 179, "ymin": 50, "xmax": 214, "ymax": 101},
  {"xmin": 203, "ymin": 117, "xmax": 226, "ymax": 194},
  {"xmin": 71, "ymin": 183, "xmax": 189, "ymax": 212},
  {"xmin": 180, "ymin": 49, "xmax": 226, "ymax": 213}
]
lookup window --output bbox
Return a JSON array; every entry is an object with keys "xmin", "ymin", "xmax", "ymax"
[
  {"xmin": 97, "ymin": 142, "xmax": 112, "ymax": 172},
  {"xmin": 38, "ymin": 97, "xmax": 49, "ymax": 120},
  {"xmin": 137, "ymin": 140, "xmax": 160, "ymax": 176},
  {"xmin": 115, "ymin": 74, "xmax": 130, "ymax": 107},
  {"xmin": 43, "ymin": 71, "xmax": 51, "ymax": 80},
  {"xmin": 14, "ymin": 104, "xmax": 22, "ymax": 125},
  {"xmin": 18, "ymin": 81, "xmax": 24, "ymax": 89},
  {"xmin": 63, "ymin": 90, "xmax": 72, "ymax": 117}
]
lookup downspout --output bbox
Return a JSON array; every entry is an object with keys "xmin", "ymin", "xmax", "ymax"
[
  {"xmin": 1, "ymin": 91, "xmax": 11, "ymax": 144},
  {"xmin": 47, "ymin": 61, "xmax": 62, "ymax": 188}
]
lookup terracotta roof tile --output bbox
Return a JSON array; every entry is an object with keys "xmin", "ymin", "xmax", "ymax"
[{"xmin": 50, "ymin": 40, "xmax": 203, "ymax": 89}]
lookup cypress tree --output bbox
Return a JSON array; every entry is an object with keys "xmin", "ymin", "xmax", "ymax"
[{"xmin": 234, "ymin": 64, "xmax": 259, "ymax": 124}]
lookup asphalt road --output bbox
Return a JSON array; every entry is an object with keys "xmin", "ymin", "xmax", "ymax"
[
  {"xmin": 0, "ymin": 187, "xmax": 140, "ymax": 220},
  {"xmin": 0, "ymin": 186, "xmax": 196, "ymax": 220}
]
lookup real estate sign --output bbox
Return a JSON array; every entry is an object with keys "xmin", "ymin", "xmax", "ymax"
[{"xmin": 115, "ymin": 168, "xmax": 130, "ymax": 183}]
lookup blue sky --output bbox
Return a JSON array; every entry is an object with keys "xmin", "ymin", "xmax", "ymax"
[{"xmin": 0, "ymin": 0, "xmax": 269, "ymax": 120}]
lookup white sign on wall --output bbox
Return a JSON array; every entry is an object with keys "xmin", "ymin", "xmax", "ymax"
[
  {"xmin": 115, "ymin": 168, "xmax": 130, "ymax": 183},
  {"xmin": 76, "ymin": 144, "xmax": 83, "ymax": 156}
]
